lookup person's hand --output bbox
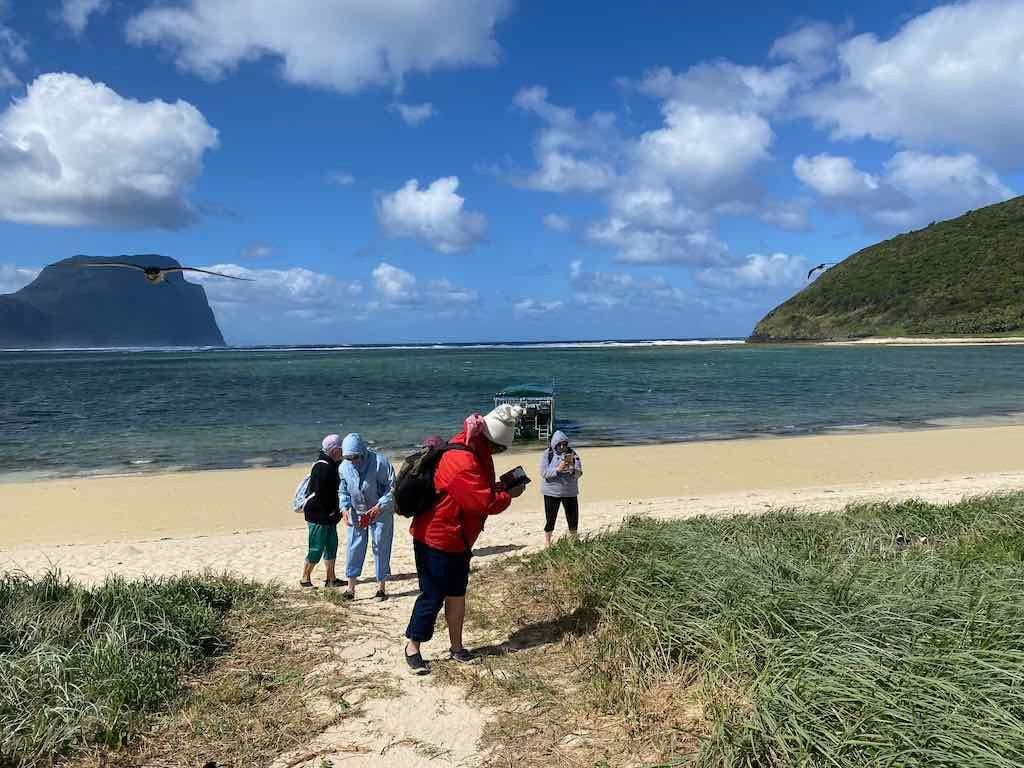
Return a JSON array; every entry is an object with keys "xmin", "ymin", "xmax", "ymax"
[
  {"xmin": 341, "ymin": 508, "xmax": 353, "ymax": 527},
  {"xmin": 507, "ymin": 482, "xmax": 526, "ymax": 498},
  {"xmin": 368, "ymin": 505, "xmax": 382, "ymax": 523}
]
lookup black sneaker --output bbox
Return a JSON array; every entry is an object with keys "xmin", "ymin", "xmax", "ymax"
[
  {"xmin": 449, "ymin": 648, "xmax": 475, "ymax": 664},
  {"xmin": 405, "ymin": 648, "xmax": 429, "ymax": 675}
]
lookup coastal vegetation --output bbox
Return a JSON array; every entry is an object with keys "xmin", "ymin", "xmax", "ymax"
[
  {"xmin": 453, "ymin": 493, "xmax": 1024, "ymax": 766},
  {"xmin": 0, "ymin": 572, "xmax": 350, "ymax": 768},
  {"xmin": 750, "ymin": 196, "xmax": 1024, "ymax": 341}
]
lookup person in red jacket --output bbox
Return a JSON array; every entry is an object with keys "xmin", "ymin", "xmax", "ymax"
[{"xmin": 404, "ymin": 405, "xmax": 526, "ymax": 674}]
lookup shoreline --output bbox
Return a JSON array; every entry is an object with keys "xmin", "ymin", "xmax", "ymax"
[
  {"xmin": 6, "ymin": 411, "xmax": 1024, "ymax": 485},
  {"xmin": 822, "ymin": 336, "xmax": 1024, "ymax": 346},
  {"xmin": 4, "ymin": 423, "xmax": 1024, "ymax": 551}
]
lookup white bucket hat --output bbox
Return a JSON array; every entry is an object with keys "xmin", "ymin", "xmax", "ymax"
[{"xmin": 483, "ymin": 404, "xmax": 524, "ymax": 447}]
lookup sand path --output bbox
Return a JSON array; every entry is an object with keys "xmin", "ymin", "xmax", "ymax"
[{"xmin": 5, "ymin": 469, "xmax": 1024, "ymax": 766}]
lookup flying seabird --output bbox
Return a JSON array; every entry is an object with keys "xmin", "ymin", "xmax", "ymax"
[
  {"xmin": 84, "ymin": 263, "xmax": 253, "ymax": 284},
  {"xmin": 807, "ymin": 263, "xmax": 836, "ymax": 280}
]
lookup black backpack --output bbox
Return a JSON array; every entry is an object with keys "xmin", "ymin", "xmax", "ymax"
[{"xmin": 394, "ymin": 443, "xmax": 472, "ymax": 518}]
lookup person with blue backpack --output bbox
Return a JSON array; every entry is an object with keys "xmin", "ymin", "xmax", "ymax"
[{"xmin": 338, "ymin": 433, "xmax": 396, "ymax": 601}]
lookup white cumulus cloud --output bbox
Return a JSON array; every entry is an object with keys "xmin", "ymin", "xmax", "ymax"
[
  {"xmin": 391, "ymin": 101, "xmax": 436, "ymax": 126},
  {"xmin": 794, "ymin": 153, "xmax": 881, "ymax": 199},
  {"xmin": 186, "ymin": 263, "xmax": 363, "ymax": 324},
  {"xmin": 512, "ymin": 82, "xmax": 776, "ymax": 268},
  {"xmin": 586, "ymin": 217, "xmax": 728, "ymax": 266},
  {"xmin": 795, "ymin": 150, "xmax": 1012, "ymax": 230},
  {"xmin": 126, "ymin": 0, "xmax": 511, "ymax": 94},
  {"xmin": 0, "ymin": 263, "xmax": 39, "ymax": 294},
  {"xmin": 56, "ymin": 0, "xmax": 111, "ymax": 35},
  {"xmin": 512, "ymin": 86, "xmax": 618, "ymax": 193},
  {"xmin": 0, "ymin": 73, "xmax": 219, "ymax": 229},
  {"xmin": 569, "ymin": 259, "xmax": 691, "ymax": 311},
  {"xmin": 378, "ymin": 176, "xmax": 486, "ymax": 254},
  {"xmin": 371, "ymin": 261, "xmax": 477, "ymax": 309},
  {"xmin": 800, "ymin": 0, "xmax": 1024, "ymax": 167},
  {"xmin": 695, "ymin": 252, "xmax": 809, "ymax": 291},
  {"xmin": 633, "ymin": 103, "xmax": 773, "ymax": 202},
  {"xmin": 372, "ymin": 262, "xmax": 418, "ymax": 305}
]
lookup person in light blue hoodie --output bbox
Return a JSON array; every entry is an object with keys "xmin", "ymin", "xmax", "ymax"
[
  {"xmin": 539, "ymin": 430, "xmax": 583, "ymax": 546},
  {"xmin": 339, "ymin": 433, "xmax": 396, "ymax": 601}
]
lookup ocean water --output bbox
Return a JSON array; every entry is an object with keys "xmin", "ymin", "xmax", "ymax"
[{"xmin": 2, "ymin": 342, "xmax": 1024, "ymax": 479}]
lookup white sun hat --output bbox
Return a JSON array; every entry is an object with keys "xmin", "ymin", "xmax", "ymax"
[{"xmin": 483, "ymin": 404, "xmax": 524, "ymax": 447}]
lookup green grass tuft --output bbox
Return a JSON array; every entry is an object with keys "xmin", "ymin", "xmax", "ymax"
[
  {"xmin": 0, "ymin": 571, "xmax": 271, "ymax": 767},
  {"xmin": 541, "ymin": 493, "xmax": 1024, "ymax": 766}
]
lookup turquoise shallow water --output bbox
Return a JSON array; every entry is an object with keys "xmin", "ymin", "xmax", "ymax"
[{"xmin": 2, "ymin": 343, "xmax": 1024, "ymax": 478}]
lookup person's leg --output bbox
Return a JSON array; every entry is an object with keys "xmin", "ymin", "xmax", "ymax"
[
  {"xmin": 323, "ymin": 525, "xmax": 340, "ymax": 585},
  {"xmin": 543, "ymin": 496, "xmax": 559, "ymax": 547},
  {"xmin": 405, "ymin": 541, "xmax": 445, "ymax": 655},
  {"xmin": 345, "ymin": 523, "xmax": 369, "ymax": 594},
  {"xmin": 564, "ymin": 496, "xmax": 579, "ymax": 537},
  {"xmin": 371, "ymin": 512, "xmax": 394, "ymax": 595},
  {"xmin": 445, "ymin": 596, "xmax": 466, "ymax": 651},
  {"xmin": 445, "ymin": 552, "xmax": 472, "ymax": 654},
  {"xmin": 303, "ymin": 523, "xmax": 324, "ymax": 583}
]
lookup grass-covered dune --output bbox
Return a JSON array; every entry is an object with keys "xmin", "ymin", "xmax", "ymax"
[
  {"xmin": 528, "ymin": 494, "xmax": 1024, "ymax": 766},
  {"xmin": 749, "ymin": 195, "xmax": 1024, "ymax": 341},
  {"xmin": 0, "ymin": 573, "xmax": 268, "ymax": 767}
]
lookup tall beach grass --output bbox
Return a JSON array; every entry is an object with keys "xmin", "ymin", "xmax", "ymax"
[
  {"xmin": 0, "ymin": 571, "xmax": 269, "ymax": 767},
  {"xmin": 539, "ymin": 493, "xmax": 1024, "ymax": 766}
]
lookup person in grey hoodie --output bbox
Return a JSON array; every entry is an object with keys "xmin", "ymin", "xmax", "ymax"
[{"xmin": 539, "ymin": 430, "xmax": 583, "ymax": 546}]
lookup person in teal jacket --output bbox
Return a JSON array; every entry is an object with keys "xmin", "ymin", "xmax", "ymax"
[{"xmin": 339, "ymin": 433, "xmax": 396, "ymax": 601}]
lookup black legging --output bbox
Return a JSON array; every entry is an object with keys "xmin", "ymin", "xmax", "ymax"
[{"xmin": 544, "ymin": 495, "xmax": 579, "ymax": 533}]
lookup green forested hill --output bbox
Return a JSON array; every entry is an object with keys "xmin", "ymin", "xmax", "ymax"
[{"xmin": 749, "ymin": 196, "xmax": 1024, "ymax": 341}]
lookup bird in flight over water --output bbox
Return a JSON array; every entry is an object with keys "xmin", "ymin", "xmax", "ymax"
[
  {"xmin": 84, "ymin": 263, "xmax": 253, "ymax": 284},
  {"xmin": 807, "ymin": 263, "xmax": 836, "ymax": 280}
]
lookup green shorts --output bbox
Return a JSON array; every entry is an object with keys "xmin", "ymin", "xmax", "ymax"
[{"xmin": 306, "ymin": 522, "xmax": 339, "ymax": 564}]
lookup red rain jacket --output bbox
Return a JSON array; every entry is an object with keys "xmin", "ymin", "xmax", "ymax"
[{"xmin": 410, "ymin": 430, "xmax": 512, "ymax": 553}]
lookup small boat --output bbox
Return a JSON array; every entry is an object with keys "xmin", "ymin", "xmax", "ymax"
[{"xmin": 494, "ymin": 384, "xmax": 556, "ymax": 442}]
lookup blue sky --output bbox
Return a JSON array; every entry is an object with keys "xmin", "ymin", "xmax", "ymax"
[{"xmin": 0, "ymin": 0, "xmax": 1021, "ymax": 344}]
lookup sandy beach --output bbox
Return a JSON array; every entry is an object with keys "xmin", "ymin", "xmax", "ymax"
[
  {"xmin": 822, "ymin": 336, "xmax": 1024, "ymax": 346},
  {"xmin": 4, "ymin": 425, "xmax": 1024, "ymax": 767},
  {"xmin": 4, "ymin": 423, "xmax": 1024, "ymax": 574}
]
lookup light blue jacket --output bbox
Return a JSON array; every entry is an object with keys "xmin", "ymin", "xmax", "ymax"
[
  {"xmin": 540, "ymin": 430, "xmax": 582, "ymax": 498},
  {"xmin": 339, "ymin": 433, "xmax": 396, "ymax": 514}
]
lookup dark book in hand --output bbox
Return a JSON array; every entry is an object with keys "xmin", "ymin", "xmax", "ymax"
[{"xmin": 500, "ymin": 465, "xmax": 530, "ymax": 488}]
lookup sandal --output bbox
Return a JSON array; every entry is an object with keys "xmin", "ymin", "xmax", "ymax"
[
  {"xmin": 449, "ymin": 647, "xmax": 475, "ymax": 664},
  {"xmin": 375, "ymin": 589, "xmax": 388, "ymax": 602},
  {"xmin": 342, "ymin": 590, "xmax": 355, "ymax": 601},
  {"xmin": 324, "ymin": 578, "xmax": 345, "ymax": 588},
  {"xmin": 299, "ymin": 580, "xmax": 314, "ymax": 588}
]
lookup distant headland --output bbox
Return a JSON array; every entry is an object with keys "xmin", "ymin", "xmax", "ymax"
[{"xmin": 0, "ymin": 255, "xmax": 225, "ymax": 348}]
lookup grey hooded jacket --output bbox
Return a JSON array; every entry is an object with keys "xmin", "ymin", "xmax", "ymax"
[{"xmin": 539, "ymin": 430, "xmax": 582, "ymax": 498}]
